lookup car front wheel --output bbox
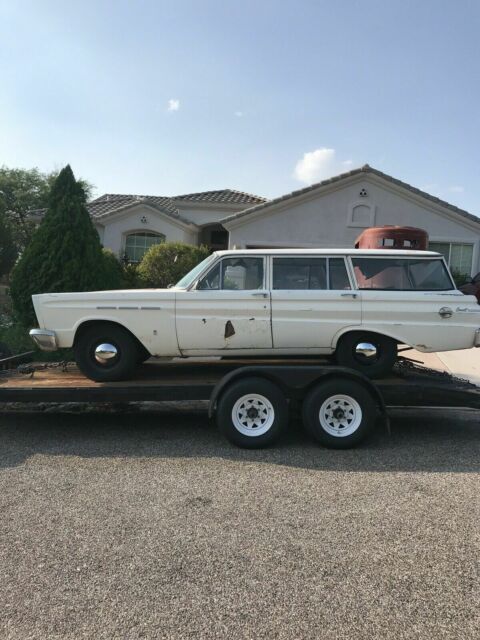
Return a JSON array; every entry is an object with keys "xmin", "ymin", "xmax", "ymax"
[{"xmin": 74, "ymin": 323, "xmax": 139, "ymax": 382}]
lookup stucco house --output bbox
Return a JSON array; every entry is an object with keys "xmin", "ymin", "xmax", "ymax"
[
  {"xmin": 34, "ymin": 164, "xmax": 480, "ymax": 277},
  {"xmin": 221, "ymin": 165, "xmax": 480, "ymax": 277},
  {"xmin": 88, "ymin": 189, "xmax": 266, "ymax": 261}
]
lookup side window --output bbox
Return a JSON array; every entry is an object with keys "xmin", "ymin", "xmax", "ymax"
[
  {"xmin": 329, "ymin": 258, "xmax": 351, "ymax": 290},
  {"xmin": 197, "ymin": 262, "xmax": 220, "ymax": 290},
  {"xmin": 197, "ymin": 258, "xmax": 264, "ymax": 290},
  {"xmin": 273, "ymin": 259, "xmax": 327, "ymax": 290}
]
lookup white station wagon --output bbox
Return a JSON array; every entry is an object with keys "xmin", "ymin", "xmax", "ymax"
[{"xmin": 30, "ymin": 249, "xmax": 480, "ymax": 381}]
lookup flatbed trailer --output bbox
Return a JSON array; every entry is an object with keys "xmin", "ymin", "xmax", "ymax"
[{"xmin": 1, "ymin": 358, "xmax": 479, "ymax": 449}]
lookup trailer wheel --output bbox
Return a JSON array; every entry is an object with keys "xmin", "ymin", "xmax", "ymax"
[
  {"xmin": 74, "ymin": 324, "xmax": 139, "ymax": 382},
  {"xmin": 335, "ymin": 332, "xmax": 397, "ymax": 378},
  {"xmin": 302, "ymin": 379, "xmax": 377, "ymax": 449},
  {"xmin": 216, "ymin": 377, "xmax": 288, "ymax": 448}
]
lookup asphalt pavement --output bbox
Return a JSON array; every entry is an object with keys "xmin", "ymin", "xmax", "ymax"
[{"xmin": 0, "ymin": 407, "xmax": 478, "ymax": 639}]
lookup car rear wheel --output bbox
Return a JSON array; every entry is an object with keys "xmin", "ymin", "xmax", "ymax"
[
  {"xmin": 335, "ymin": 332, "xmax": 397, "ymax": 378},
  {"xmin": 74, "ymin": 323, "xmax": 139, "ymax": 382},
  {"xmin": 216, "ymin": 377, "xmax": 288, "ymax": 448},
  {"xmin": 302, "ymin": 378, "xmax": 377, "ymax": 448}
]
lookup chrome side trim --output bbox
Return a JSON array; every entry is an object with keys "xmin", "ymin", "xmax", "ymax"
[{"xmin": 29, "ymin": 329, "xmax": 58, "ymax": 352}]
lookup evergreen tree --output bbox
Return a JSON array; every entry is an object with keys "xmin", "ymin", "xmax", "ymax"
[
  {"xmin": 10, "ymin": 165, "xmax": 118, "ymax": 326},
  {"xmin": 0, "ymin": 211, "xmax": 17, "ymax": 277}
]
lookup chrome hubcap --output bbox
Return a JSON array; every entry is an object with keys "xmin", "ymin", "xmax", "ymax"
[
  {"xmin": 355, "ymin": 342, "xmax": 377, "ymax": 359},
  {"xmin": 94, "ymin": 343, "xmax": 118, "ymax": 364}
]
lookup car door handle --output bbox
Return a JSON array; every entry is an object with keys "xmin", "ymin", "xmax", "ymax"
[
  {"xmin": 439, "ymin": 306, "xmax": 453, "ymax": 318},
  {"xmin": 251, "ymin": 292, "xmax": 268, "ymax": 298},
  {"xmin": 341, "ymin": 293, "xmax": 358, "ymax": 299}
]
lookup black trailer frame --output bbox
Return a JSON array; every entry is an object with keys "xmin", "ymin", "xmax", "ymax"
[{"xmin": 1, "ymin": 359, "xmax": 479, "ymax": 410}]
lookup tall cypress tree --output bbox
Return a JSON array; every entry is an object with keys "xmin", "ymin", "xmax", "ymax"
[{"xmin": 10, "ymin": 165, "xmax": 116, "ymax": 326}]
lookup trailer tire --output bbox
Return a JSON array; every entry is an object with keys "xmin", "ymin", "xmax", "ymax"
[
  {"xmin": 74, "ymin": 324, "xmax": 139, "ymax": 382},
  {"xmin": 335, "ymin": 332, "xmax": 397, "ymax": 378},
  {"xmin": 216, "ymin": 377, "xmax": 288, "ymax": 448},
  {"xmin": 302, "ymin": 379, "xmax": 377, "ymax": 449}
]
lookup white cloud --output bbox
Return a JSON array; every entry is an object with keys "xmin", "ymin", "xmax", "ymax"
[
  {"xmin": 448, "ymin": 185, "xmax": 464, "ymax": 193},
  {"xmin": 293, "ymin": 148, "xmax": 336, "ymax": 184},
  {"xmin": 341, "ymin": 159, "xmax": 353, "ymax": 168},
  {"xmin": 167, "ymin": 98, "xmax": 180, "ymax": 112},
  {"xmin": 234, "ymin": 111, "xmax": 244, "ymax": 117}
]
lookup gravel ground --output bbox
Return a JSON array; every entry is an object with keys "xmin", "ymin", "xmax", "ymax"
[{"xmin": 0, "ymin": 407, "xmax": 479, "ymax": 640}]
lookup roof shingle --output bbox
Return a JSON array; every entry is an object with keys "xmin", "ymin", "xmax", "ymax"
[{"xmin": 175, "ymin": 189, "xmax": 266, "ymax": 205}]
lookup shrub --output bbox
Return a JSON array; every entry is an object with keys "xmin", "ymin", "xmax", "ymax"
[
  {"xmin": 102, "ymin": 249, "xmax": 126, "ymax": 289},
  {"xmin": 9, "ymin": 165, "xmax": 122, "ymax": 326},
  {"xmin": 137, "ymin": 242, "xmax": 210, "ymax": 288},
  {"xmin": 450, "ymin": 268, "xmax": 471, "ymax": 288}
]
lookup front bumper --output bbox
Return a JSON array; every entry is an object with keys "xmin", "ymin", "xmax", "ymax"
[
  {"xmin": 475, "ymin": 329, "xmax": 480, "ymax": 347},
  {"xmin": 29, "ymin": 329, "xmax": 58, "ymax": 351}
]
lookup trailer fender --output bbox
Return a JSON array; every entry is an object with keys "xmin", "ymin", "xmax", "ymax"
[{"xmin": 208, "ymin": 365, "xmax": 389, "ymax": 432}]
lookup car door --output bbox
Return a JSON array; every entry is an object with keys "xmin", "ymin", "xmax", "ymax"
[
  {"xmin": 175, "ymin": 255, "xmax": 273, "ymax": 352},
  {"xmin": 270, "ymin": 256, "xmax": 361, "ymax": 350}
]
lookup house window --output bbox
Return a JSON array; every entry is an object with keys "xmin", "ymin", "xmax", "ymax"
[
  {"xmin": 124, "ymin": 232, "xmax": 165, "ymax": 262},
  {"xmin": 429, "ymin": 242, "xmax": 474, "ymax": 277}
]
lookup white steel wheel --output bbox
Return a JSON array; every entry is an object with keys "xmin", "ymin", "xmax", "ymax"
[
  {"xmin": 231, "ymin": 393, "xmax": 275, "ymax": 437},
  {"xmin": 319, "ymin": 394, "xmax": 362, "ymax": 437},
  {"xmin": 302, "ymin": 379, "xmax": 377, "ymax": 449},
  {"xmin": 217, "ymin": 377, "xmax": 288, "ymax": 449}
]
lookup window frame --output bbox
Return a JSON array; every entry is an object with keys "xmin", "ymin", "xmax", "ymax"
[
  {"xmin": 194, "ymin": 255, "xmax": 266, "ymax": 291},
  {"xmin": 123, "ymin": 230, "xmax": 165, "ymax": 263},
  {"xmin": 428, "ymin": 241, "xmax": 474, "ymax": 277},
  {"xmin": 270, "ymin": 256, "xmax": 353, "ymax": 291},
  {"xmin": 349, "ymin": 255, "xmax": 455, "ymax": 291}
]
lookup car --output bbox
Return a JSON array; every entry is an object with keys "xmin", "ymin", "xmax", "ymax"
[
  {"xmin": 459, "ymin": 272, "xmax": 480, "ymax": 303},
  {"xmin": 29, "ymin": 249, "xmax": 480, "ymax": 382}
]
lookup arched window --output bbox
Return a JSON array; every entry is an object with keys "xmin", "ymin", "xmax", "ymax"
[{"xmin": 124, "ymin": 232, "xmax": 165, "ymax": 262}]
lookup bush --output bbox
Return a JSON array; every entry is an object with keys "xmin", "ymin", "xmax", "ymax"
[
  {"xmin": 137, "ymin": 242, "xmax": 210, "ymax": 288},
  {"xmin": 9, "ymin": 165, "xmax": 123, "ymax": 326},
  {"xmin": 102, "ymin": 249, "xmax": 126, "ymax": 289},
  {"xmin": 450, "ymin": 269, "xmax": 471, "ymax": 288}
]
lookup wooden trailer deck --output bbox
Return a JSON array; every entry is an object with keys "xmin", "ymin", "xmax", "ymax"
[{"xmin": 0, "ymin": 358, "xmax": 479, "ymax": 409}]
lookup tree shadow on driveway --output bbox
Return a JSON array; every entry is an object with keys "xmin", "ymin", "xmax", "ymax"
[{"xmin": 0, "ymin": 406, "xmax": 478, "ymax": 472}]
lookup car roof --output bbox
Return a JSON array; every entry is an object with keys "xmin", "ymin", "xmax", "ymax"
[{"xmin": 214, "ymin": 248, "xmax": 442, "ymax": 257}]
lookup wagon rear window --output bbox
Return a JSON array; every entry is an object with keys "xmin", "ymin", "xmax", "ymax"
[{"xmin": 352, "ymin": 258, "xmax": 454, "ymax": 291}]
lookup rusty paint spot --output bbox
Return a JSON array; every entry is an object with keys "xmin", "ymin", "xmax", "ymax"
[{"xmin": 224, "ymin": 320, "xmax": 235, "ymax": 339}]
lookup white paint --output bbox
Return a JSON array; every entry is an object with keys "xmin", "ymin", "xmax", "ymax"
[{"xmin": 31, "ymin": 250, "xmax": 480, "ymax": 364}]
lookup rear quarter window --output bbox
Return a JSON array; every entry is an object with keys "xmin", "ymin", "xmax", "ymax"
[{"xmin": 352, "ymin": 257, "xmax": 453, "ymax": 291}]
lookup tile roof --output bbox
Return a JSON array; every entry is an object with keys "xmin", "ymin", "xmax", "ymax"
[
  {"xmin": 29, "ymin": 189, "xmax": 266, "ymax": 224},
  {"xmin": 221, "ymin": 164, "xmax": 480, "ymax": 227},
  {"xmin": 89, "ymin": 194, "xmax": 180, "ymax": 218},
  {"xmin": 175, "ymin": 189, "xmax": 267, "ymax": 205}
]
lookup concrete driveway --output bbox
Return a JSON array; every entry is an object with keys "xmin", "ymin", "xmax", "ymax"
[
  {"xmin": 0, "ymin": 408, "xmax": 478, "ymax": 639},
  {"xmin": 404, "ymin": 348, "xmax": 480, "ymax": 385}
]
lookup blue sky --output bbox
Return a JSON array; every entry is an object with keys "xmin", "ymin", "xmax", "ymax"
[{"xmin": 1, "ymin": 0, "xmax": 479, "ymax": 214}]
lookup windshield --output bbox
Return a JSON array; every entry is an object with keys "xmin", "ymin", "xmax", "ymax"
[
  {"xmin": 351, "ymin": 257, "xmax": 454, "ymax": 291},
  {"xmin": 174, "ymin": 254, "xmax": 216, "ymax": 289}
]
